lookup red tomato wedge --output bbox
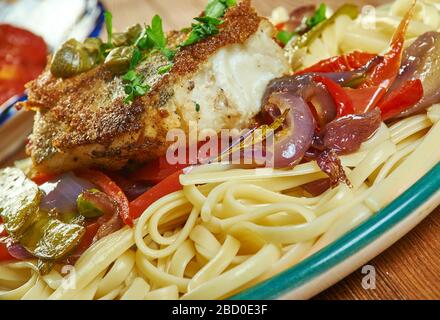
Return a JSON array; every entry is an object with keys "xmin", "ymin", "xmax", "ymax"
[
  {"xmin": 129, "ymin": 169, "xmax": 184, "ymax": 220},
  {"xmin": 76, "ymin": 170, "xmax": 132, "ymax": 227},
  {"xmin": 0, "ymin": 24, "xmax": 47, "ymax": 104}
]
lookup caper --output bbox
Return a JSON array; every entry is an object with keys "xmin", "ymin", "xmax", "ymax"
[
  {"xmin": 104, "ymin": 46, "xmax": 135, "ymax": 74},
  {"xmin": 50, "ymin": 39, "xmax": 100, "ymax": 78},
  {"xmin": 112, "ymin": 32, "xmax": 129, "ymax": 47}
]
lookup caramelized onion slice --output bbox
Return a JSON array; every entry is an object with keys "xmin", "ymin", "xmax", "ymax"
[
  {"xmin": 391, "ymin": 31, "xmax": 440, "ymax": 117},
  {"xmin": 265, "ymin": 92, "xmax": 315, "ymax": 168},
  {"xmin": 317, "ymin": 150, "xmax": 351, "ymax": 188},
  {"xmin": 323, "ymin": 108, "xmax": 382, "ymax": 154},
  {"xmin": 263, "ymin": 74, "xmax": 337, "ymax": 127}
]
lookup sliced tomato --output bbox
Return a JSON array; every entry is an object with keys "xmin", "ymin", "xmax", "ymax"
[
  {"xmin": 76, "ymin": 170, "xmax": 132, "ymax": 227},
  {"xmin": 378, "ymin": 79, "xmax": 423, "ymax": 121},
  {"xmin": 129, "ymin": 169, "xmax": 184, "ymax": 220},
  {"xmin": 314, "ymin": 75, "xmax": 355, "ymax": 117}
]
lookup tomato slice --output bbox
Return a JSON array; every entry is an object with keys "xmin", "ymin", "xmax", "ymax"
[
  {"xmin": 0, "ymin": 24, "xmax": 47, "ymax": 104},
  {"xmin": 129, "ymin": 169, "xmax": 184, "ymax": 220},
  {"xmin": 76, "ymin": 170, "xmax": 132, "ymax": 227}
]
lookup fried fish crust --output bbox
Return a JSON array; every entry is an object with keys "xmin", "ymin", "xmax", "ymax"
[{"xmin": 21, "ymin": 1, "xmax": 288, "ymax": 174}]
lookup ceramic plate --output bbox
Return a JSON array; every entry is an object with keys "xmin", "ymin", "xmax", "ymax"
[{"xmin": 231, "ymin": 163, "xmax": 440, "ymax": 299}]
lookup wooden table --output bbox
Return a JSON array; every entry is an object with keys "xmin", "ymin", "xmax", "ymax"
[{"xmin": 1, "ymin": 0, "xmax": 439, "ymax": 300}]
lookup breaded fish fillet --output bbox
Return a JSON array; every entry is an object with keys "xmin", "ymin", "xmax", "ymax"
[{"xmin": 22, "ymin": 1, "xmax": 288, "ymax": 174}]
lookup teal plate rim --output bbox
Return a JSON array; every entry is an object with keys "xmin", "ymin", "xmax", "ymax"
[{"xmin": 230, "ymin": 162, "xmax": 440, "ymax": 300}]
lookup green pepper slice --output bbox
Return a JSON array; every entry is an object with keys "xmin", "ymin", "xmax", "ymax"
[{"xmin": 0, "ymin": 168, "xmax": 42, "ymax": 238}]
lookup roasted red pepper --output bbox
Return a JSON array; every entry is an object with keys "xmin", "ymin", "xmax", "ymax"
[
  {"xmin": 314, "ymin": 75, "xmax": 355, "ymax": 117},
  {"xmin": 298, "ymin": 51, "xmax": 376, "ymax": 74},
  {"xmin": 378, "ymin": 79, "xmax": 423, "ymax": 121},
  {"xmin": 360, "ymin": 2, "xmax": 415, "ymax": 110},
  {"xmin": 129, "ymin": 169, "xmax": 184, "ymax": 220}
]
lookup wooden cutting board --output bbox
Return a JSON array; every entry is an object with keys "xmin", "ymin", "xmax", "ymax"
[{"xmin": 1, "ymin": 0, "xmax": 438, "ymax": 300}]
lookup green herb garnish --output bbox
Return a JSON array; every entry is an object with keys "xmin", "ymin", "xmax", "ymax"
[
  {"xmin": 122, "ymin": 70, "xmax": 150, "ymax": 104},
  {"xmin": 306, "ymin": 3, "xmax": 327, "ymax": 29},
  {"xmin": 182, "ymin": 0, "xmax": 236, "ymax": 47},
  {"xmin": 104, "ymin": 11, "xmax": 113, "ymax": 46},
  {"xmin": 158, "ymin": 64, "xmax": 173, "ymax": 74},
  {"xmin": 205, "ymin": 0, "xmax": 236, "ymax": 18},
  {"xmin": 195, "ymin": 102, "xmax": 201, "ymax": 112},
  {"xmin": 182, "ymin": 16, "xmax": 223, "ymax": 46},
  {"xmin": 276, "ymin": 30, "xmax": 296, "ymax": 45}
]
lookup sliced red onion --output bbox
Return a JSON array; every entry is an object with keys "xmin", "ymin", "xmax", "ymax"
[
  {"xmin": 323, "ymin": 108, "xmax": 382, "ymax": 154},
  {"xmin": 263, "ymin": 74, "xmax": 337, "ymax": 127},
  {"xmin": 317, "ymin": 150, "xmax": 351, "ymax": 187},
  {"xmin": 40, "ymin": 172, "xmax": 96, "ymax": 213},
  {"xmin": 264, "ymin": 92, "xmax": 315, "ymax": 168},
  {"xmin": 389, "ymin": 31, "xmax": 440, "ymax": 118},
  {"xmin": 80, "ymin": 190, "xmax": 116, "ymax": 217},
  {"xmin": 283, "ymin": 5, "xmax": 316, "ymax": 33},
  {"xmin": 7, "ymin": 242, "xmax": 33, "ymax": 260},
  {"xmin": 95, "ymin": 211, "xmax": 123, "ymax": 241}
]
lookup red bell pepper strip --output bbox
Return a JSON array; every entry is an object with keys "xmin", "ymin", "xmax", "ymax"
[
  {"xmin": 0, "ymin": 238, "xmax": 14, "ymax": 262},
  {"xmin": 298, "ymin": 51, "xmax": 376, "ymax": 74},
  {"xmin": 133, "ymin": 156, "xmax": 187, "ymax": 184},
  {"xmin": 129, "ymin": 169, "xmax": 184, "ymax": 220},
  {"xmin": 76, "ymin": 170, "xmax": 132, "ymax": 227},
  {"xmin": 73, "ymin": 222, "xmax": 100, "ymax": 256},
  {"xmin": 32, "ymin": 172, "xmax": 58, "ymax": 185},
  {"xmin": 344, "ymin": 86, "xmax": 386, "ymax": 114},
  {"xmin": 378, "ymin": 79, "xmax": 423, "ymax": 121},
  {"xmin": 314, "ymin": 75, "xmax": 355, "ymax": 117},
  {"xmin": 360, "ymin": 2, "xmax": 415, "ymax": 104}
]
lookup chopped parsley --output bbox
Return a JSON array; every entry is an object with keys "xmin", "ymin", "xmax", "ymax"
[
  {"xmin": 104, "ymin": 11, "xmax": 113, "ymax": 45},
  {"xmin": 195, "ymin": 102, "xmax": 201, "ymax": 112},
  {"xmin": 306, "ymin": 3, "xmax": 327, "ymax": 29},
  {"xmin": 119, "ymin": 0, "xmax": 237, "ymax": 104},
  {"xmin": 182, "ymin": 0, "xmax": 236, "ymax": 46},
  {"xmin": 122, "ymin": 15, "xmax": 176, "ymax": 103},
  {"xmin": 158, "ymin": 64, "xmax": 173, "ymax": 74},
  {"xmin": 276, "ymin": 30, "xmax": 296, "ymax": 46},
  {"xmin": 122, "ymin": 70, "xmax": 150, "ymax": 104}
]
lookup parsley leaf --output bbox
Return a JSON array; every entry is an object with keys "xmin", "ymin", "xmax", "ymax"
[
  {"xmin": 182, "ymin": 16, "xmax": 223, "ymax": 46},
  {"xmin": 276, "ymin": 30, "xmax": 296, "ymax": 45},
  {"xmin": 206, "ymin": 0, "xmax": 236, "ymax": 18},
  {"xmin": 182, "ymin": 0, "xmax": 235, "ymax": 47},
  {"xmin": 158, "ymin": 64, "xmax": 173, "ymax": 74},
  {"xmin": 104, "ymin": 11, "xmax": 113, "ymax": 46},
  {"xmin": 195, "ymin": 102, "xmax": 201, "ymax": 112},
  {"xmin": 146, "ymin": 15, "xmax": 167, "ymax": 48},
  {"xmin": 122, "ymin": 70, "xmax": 150, "ymax": 104},
  {"xmin": 306, "ymin": 3, "xmax": 327, "ymax": 29}
]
